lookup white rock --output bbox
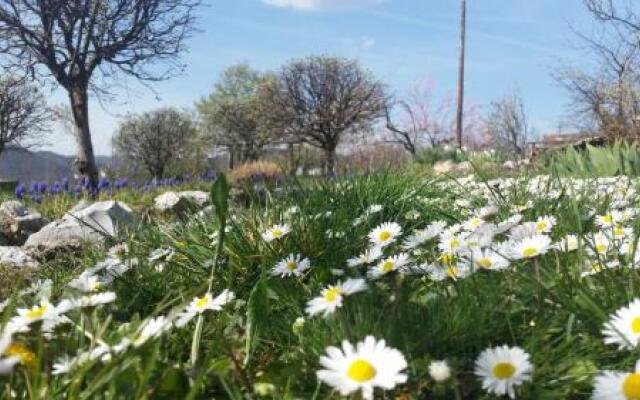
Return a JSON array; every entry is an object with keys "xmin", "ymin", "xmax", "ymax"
[
  {"xmin": 154, "ymin": 191, "xmax": 209, "ymax": 213},
  {"xmin": 0, "ymin": 246, "xmax": 39, "ymax": 269},
  {"xmin": 432, "ymin": 160, "xmax": 456, "ymax": 175},
  {"xmin": 0, "ymin": 200, "xmax": 48, "ymax": 245},
  {"xmin": 24, "ymin": 201, "xmax": 135, "ymax": 252}
]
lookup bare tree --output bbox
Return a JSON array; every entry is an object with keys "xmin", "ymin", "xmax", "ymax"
[
  {"xmin": 266, "ymin": 56, "xmax": 387, "ymax": 175},
  {"xmin": 483, "ymin": 91, "xmax": 531, "ymax": 156},
  {"xmin": 112, "ymin": 108, "xmax": 197, "ymax": 179},
  {"xmin": 0, "ymin": 0, "xmax": 200, "ymax": 187},
  {"xmin": 557, "ymin": 0, "xmax": 640, "ymax": 139},
  {"xmin": 385, "ymin": 81, "xmax": 453, "ymax": 157},
  {"xmin": 0, "ymin": 77, "xmax": 50, "ymax": 155}
]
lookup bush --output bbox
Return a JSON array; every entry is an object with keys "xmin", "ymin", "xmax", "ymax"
[
  {"xmin": 542, "ymin": 140, "xmax": 640, "ymax": 177},
  {"xmin": 228, "ymin": 161, "xmax": 284, "ymax": 185}
]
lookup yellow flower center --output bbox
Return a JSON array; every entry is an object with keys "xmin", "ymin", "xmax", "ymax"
[
  {"xmin": 470, "ymin": 218, "xmax": 482, "ymax": 228},
  {"xmin": 324, "ymin": 287, "xmax": 341, "ymax": 303},
  {"xmin": 522, "ymin": 246, "xmax": 538, "ymax": 258},
  {"xmin": 446, "ymin": 266, "xmax": 458, "ymax": 279},
  {"xmin": 602, "ymin": 215, "xmax": 613, "ymax": 224},
  {"xmin": 449, "ymin": 239, "xmax": 460, "ymax": 249},
  {"xmin": 476, "ymin": 258, "xmax": 493, "ymax": 269},
  {"xmin": 4, "ymin": 343, "xmax": 36, "ymax": 366},
  {"xmin": 440, "ymin": 253, "xmax": 454, "ymax": 265},
  {"xmin": 195, "ymin": 296, "xmax": 210, "ymax": 309},
  {"xmin": 595, "ymin": 243, "xmax": 608, "ymax": 253},
  {"xmin": 286, "ymin": 261, "xmax": 297, "ymax": 271},
  {"xmin": 347, "ymin": 359, "xmax": 377, "ymax": 383},
  {"xmin": 26, "ymin": 304, "xmax": 48, "ymax": 320},
  {"xmin": 492, "ymin": 362, "xmax": 516, "ymax": 379},
  {"xmin": 271, "ymin": 229, "xmax": 283, "ymax": 238},
  {"xmin": 631, "ymin": 317, "xmax": 640, "ymax": 334},
  {"xmin": 536, "ymin": 221, "xmax": 547, "ymax": 231},
  {"xmin": 614, "ymin": 227, "xmax": 626, "ymax": 237},
  {"xmin": 378, "ymin": 231, "xmax": 392, "ymax": 242},
  {"xmin": 623, "ymin": 373, "xmax": 640, "ymax": 399},
  {"xmin": 381, "ymin": 260, "xmax": 395, "ymax": 273}
]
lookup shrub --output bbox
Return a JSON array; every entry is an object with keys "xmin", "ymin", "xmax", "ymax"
[{"xmin": 228, "ymin": 161, "xmax": 284, "ymax": 185}]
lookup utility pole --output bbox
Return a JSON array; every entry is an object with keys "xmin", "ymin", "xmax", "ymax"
[{"xmin": 455, "ymin": 0, "xmax": 467, "ymax": 148}]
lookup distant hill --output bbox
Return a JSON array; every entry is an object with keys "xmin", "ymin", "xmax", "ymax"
[{"xmin": 0, "ymin": 147, "xmax": 111, "ymax": 183}]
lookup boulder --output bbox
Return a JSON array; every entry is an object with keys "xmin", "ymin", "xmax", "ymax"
[
  {"xmin": 0, "ymin": 246, "xmax": 39, "ymax": 269},
  {"xmin": 24, "ymin": 201, "xmax": 135, "ymax": 253},
  {"xmin": 154, "ymin": 191, "xmax": 209, "ymax": 214},
  {"xmin": 456, "ymin": 161, "xmax": 474, "ymax": 174},
  {"xmin": 0, "ymin": 200, "xmax": 48, "ymax": 245},
  {"xmin": 432, "ymin": 160, "xmax": 456, "ymax": 175},
  {"xmin": 503, "ymin": 160, "xmax": 517, "ymax": 170}
]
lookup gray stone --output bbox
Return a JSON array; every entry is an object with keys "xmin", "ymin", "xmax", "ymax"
[
  {"xmin": 0, "ymin": 246, "xmax": 39, "ymax": 269},
  {"xmin": 154, "ymin": 191, "xmax": 209, "ymax": 214},
  {"xmin": 0, "ymin": 200, "xmax": 48, "ymax": 245},
  {"xmin": 24, "ymin": 201, "xmax": 135, "ymax": 253}
]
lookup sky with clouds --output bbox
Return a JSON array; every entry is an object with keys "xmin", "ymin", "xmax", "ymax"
[{"xmin": 44, "ymin": 0, "xmax": 592, "ymax": 156}]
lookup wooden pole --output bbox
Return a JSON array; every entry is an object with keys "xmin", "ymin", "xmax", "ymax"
[{"xmin": 455, "ymin": 0, "xmax": 467, "ymax": 148}]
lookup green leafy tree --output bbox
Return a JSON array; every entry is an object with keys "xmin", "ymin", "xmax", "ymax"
[{"xmin": 197, "ymin": 64, "xmax": 280, "ymax": 167}]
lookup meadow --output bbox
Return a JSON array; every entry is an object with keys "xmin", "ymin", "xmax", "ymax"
[{"xmin": 3, "ymin": 147, "xmax": 640, "ymax": 399}]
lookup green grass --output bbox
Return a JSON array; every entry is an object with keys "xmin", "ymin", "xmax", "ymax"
[{"xmin": 2, "ymin": 166, "xmax": 640, "ymax": 399}]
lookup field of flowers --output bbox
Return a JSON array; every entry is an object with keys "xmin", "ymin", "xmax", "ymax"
[{"xmin": 2, "ymin": 166, "xmax": 640, "ymax": 399}]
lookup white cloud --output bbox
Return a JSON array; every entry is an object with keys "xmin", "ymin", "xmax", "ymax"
[{"xmin": 263, "ymin": 0, "xmax": 383, "ymax": 11}]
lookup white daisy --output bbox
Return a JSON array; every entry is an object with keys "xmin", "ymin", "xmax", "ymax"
[
  {"xmin": 347, "ymin": 247, "xmax": 383, "ymax": 268},
  {"xmin": 474, "ymin": 345, "xmax": 533, "ymax": 399},
  {"xmin": 603, "ymin": 298, "xmax": 640, "ymax": 350},
  {"xmin": 68, "ymin": 273, "xmax": 111, "ymax": 293},
  {"xmin": 262, "ymin": 224, "xmax": 291, "ymax": 242},
  {"xmin": 134, "ymin": 316, "xmax": 173, "ymax": 347},
  {"xmin": 270, "ymin": 254, "xmax": 311, "ymax": 277},
  {"xmin": 471, "ymin": 248, "xmax": 510, "ymax": 271},
  {"xmin": 368, "ymin": 222, "xmax": 402, "ymax": 248},
  {"xmin": 534, "ymin": 215, "xmax": 556, "ymax": 234},
  {"xmin": 175, "ymin": 290, "xmax": 235, "ymax": 327},
  {"xmin": 0, "ymin": 331, "xmax": 19, "ymax": 375},
  {"xmin": 510, "ymin": 235, "xmax": 552, "ymax": 259},
  {"xmin": 595, "ymin": 211, "xmax": 624, "ymax": 229},
  {"xmin": 593, "ymin": 359, "xmax": 640, "ymax": 400},
  {"xmin": 316, "ymin": 336, "xmax": 408, "ymax": 400},
  {"xmin": 305, "ymin": 278, "xmax": 367, "ymax": 317},
  {"xmin": 368, "ymin": 253, "xmax": 410, "ymax": 279}
]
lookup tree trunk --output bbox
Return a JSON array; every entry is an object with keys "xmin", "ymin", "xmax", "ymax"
[
  {"xmin": 455, "ymin": 0, "xmax": 467, "ymax": 149},
  {"xmin": 69, "ymin": 86, "xmax": 99, "ymax": 189},
  {"xmin": 323, "ymin": 146, "xmax": 337, "ymax": 177}
]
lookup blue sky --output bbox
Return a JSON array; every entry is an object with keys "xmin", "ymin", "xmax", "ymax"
[{"xmin": 45, "ymin": 0, "xmax": 592, "ymax": 156}]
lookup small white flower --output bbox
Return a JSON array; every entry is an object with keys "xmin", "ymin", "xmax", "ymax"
[
  {"xmin": 176, "ymin": 290, "xmax": 235, "ymax": 327},
  {"xmin": 270, "ymin": 254, "xmax": 311, "ymax": 277},
  {"xmin": 306, "ymin": 279, "xmax": 367, "ymax": 317},
  {"xmin": 368, "ymin": 222, "xmax": 402, "ymax": 248},
  {"xmin": 134, "ymin": 316, "xmax": 173, "ymax": 347},
  {"xmin": 316, "ymin": 336, "xmax": 408, "ymax": 400},
  {"xmin": 593, "ymin": 359, "xmax": 640, "ymax": 400},
  {"xmin": 262, "ymin": 224, "xmax": 291, "ymax": 242},
  {"xmin": 603, "ymin": 298, "xmax": 640, "ymax": 350},
  {"xmin": 368, "ymin": 253, "xmax": 410, "ymax": 279},
  {"xmin": 474, "ymin": 345, "xmax": 533, "ymax": 399},
  {"xmin": 347, "ymin": 247, "xmax": 383, "ymax": 268},
  {"xmin": 510, "ymin": 235, "xmax": 552, "ymax": 259},
  {"xmin": 428, "ymin": 360, "xmax": 451, "ymax": 382}
]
